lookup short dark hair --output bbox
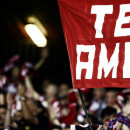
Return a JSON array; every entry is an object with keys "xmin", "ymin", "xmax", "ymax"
[
  {"xmin": 0, "ymin": 105, "xmax": 7, "ymax": 109},
  {"xmin": 101, "ymin": 107, "xmax": 117, "ymax": 119}
]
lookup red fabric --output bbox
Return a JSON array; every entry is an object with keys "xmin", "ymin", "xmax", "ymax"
[
  {"xmin": 68, "ymin": 91, "xmax": 77, "ymax": 104},
  {"xmin": 3, "ymin": 55, "xmax": 20, "ymax": 73},
  {"xmin": 116, "ymin": 89, "xmax": 130, "ymax": 109},
  {"xmin": 19, "ymin": 62, "xmax": 40, "ymax": 82},
  {"xmin": 58, "ymin": 0, "xmax": 130, "ymax": 89},
  {"xmin": 68, "ymin": 89, "xmax": 90, "ymax": 104},
  {"xmin": 59, "ymin": 103, "xmax": 77, "ymax": 125},
  {"xmin": 80, "ymin": 88, "xmax": 90, "ymax": 93}
]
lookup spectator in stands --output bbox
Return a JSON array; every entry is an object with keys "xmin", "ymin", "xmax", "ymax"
[
  {"xmin": 105, "ymin": 89, "xmax": 117, "ymax": 108},
  {"xmin": 88, "ymin": 88, "xmax": 106, "ymax": 122},
  {"xmin": 0, "ymin": 105, "xmax": 6, "ymax": 130},
  {"xmin": 101, "ymin": 107, "xmax": 117, "ymax": 126}
]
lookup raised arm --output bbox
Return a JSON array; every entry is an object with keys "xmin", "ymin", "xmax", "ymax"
[
  {"xmin": 18, "ymin": 83, "xmax": 38, "ymax": 125},
  {"xmin": 49, "ymin": 105, "xmax": 61, "ymax": 126},
  {"xmin": 25, "ymin": 76, "xmax": 40, "ymax": 100},
  {"xmin": 4, "ymin": 93, "xmax": 13, "ymax": 128},
  {"xmin": 34, "ymin": 47, "xmax": 49, "ymax": 70},
  {"xmin": 0, "ymin": 94, "xmax": 4, "ymax": 105},
  {"xmin": 116, "ymin": 99, "xmax": 130, "ymax": 130}
]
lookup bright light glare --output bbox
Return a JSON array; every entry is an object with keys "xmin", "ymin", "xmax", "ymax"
[
  {"xmin": 27, "ymin": 16, "xmax": 48, "ymax": 36},
  {"xmin": 25, "ymin": 24, "xmax": 47, "ymax": 47}
]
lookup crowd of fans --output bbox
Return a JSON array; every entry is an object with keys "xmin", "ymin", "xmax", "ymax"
[{"xmin": 0, "ymin": 47, "xmax": 130, "ymax": 130}]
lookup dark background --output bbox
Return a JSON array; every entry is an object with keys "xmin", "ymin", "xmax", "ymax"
[{"xmin": 0, "ymin": 1, "xmax": 72, "ymax": 90}]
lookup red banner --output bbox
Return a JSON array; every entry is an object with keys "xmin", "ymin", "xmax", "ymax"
[{"xmin": 58, "ymin": 0, "xmax": 130, "ymax": 89}]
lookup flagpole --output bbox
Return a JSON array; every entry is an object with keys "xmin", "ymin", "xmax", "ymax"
[{"xmin": 78, "ymin": 89, "xmax": 93, "ymax": 130}]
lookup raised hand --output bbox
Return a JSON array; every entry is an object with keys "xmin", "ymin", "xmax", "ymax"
[
  {"xmin": 6, "ymin": 93, "xmax": 13, "ymax": 107},
  {"xmin": 41, "ymin": 47, "xmax": 49, "ymax": 59},
  {"xmin": 18, "ymin": 83, "xmax": 26, "ymax": 97}
]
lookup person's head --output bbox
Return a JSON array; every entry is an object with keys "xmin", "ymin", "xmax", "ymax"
[
  {"xmin": 41, "ymin": 79, "xmax": 50, "ymax": 93},
  {"xmin": 58, "ymin": 84, "xmax": 69, "ymax": 106},
  {"xmin": 0, "ymin": 105, "xmax": 6, "ymax": 126},
  {"xmin": 14, "ymin": 110, "xmax": 23, "ymax": 121},
  {"xmin": 105, "ymin": 90, "xmax": 117, "ymax": 107},
  {"xmin": 11, "ymin": 66, "xmax": 20, "ymax": 79},
  {"xmin": 101, "ymin": 107, "xmax": 117, "ymax": 125},
  {"xmin": 26, "ymin": 98, "xmax": 39, "ymax": 116},
  {"xmin": 44, "ymin": 83, "xmax": 58, "ymax": 97},
  {"xmin": 59, "ymin": 84, "xmax": 69, "ymax": 96},
  {"xmin": 59, "ymin": 95, "xmax": 68, "ymax": 107},
  {"xmin": 93, "ymin": 88, "xmax": 105, "ymax": 101},
  {"xmin": 26, "ymin": 98, "xmax": 46, "ymax": 116}
]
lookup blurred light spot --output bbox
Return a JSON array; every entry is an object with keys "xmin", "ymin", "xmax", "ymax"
[
  {"xmin": 25, "ymin": 24, "xmax": 47, "ymax": 47},
  {"xmin": 27, "ymin": 16, "xmax": 48, "ymax": 36}
]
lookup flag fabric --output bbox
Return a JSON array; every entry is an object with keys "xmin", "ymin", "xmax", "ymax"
[{"xmin": 58, "ymin": 0, "xmax": 130, "ymax": 89}]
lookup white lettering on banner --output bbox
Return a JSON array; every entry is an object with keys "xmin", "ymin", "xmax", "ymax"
[
  {"xmin": 76, "ymin": 45, "xmax": 95, "ymax": 79},
  {"xmin": 91, "ymin": 5, "xmax": 113, "ymax": 38},
  {"xmin": 76, "ymin": 43, "xmax": 130, "ymax": 79},
  {"xmin": 123, "ymin": 42, "xmax": 130, "ymax": 78},
  {"xmin": 75, "ymin": 4, "xmax": 130, "ymax": 80},
  {"xmin": 115, "ymin": 4, "xmax": 130, "ymax": 37},
  {"xmin": 98, "ymin": 43, "xmax": 119, "ymax": 79},
  {"xmin": 76, "ymin": 43, "xmax": 121, "ymax": 80},
  {"xmin": 91, "ymin": 4, "xmax": 130, "ymax": 38}
]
